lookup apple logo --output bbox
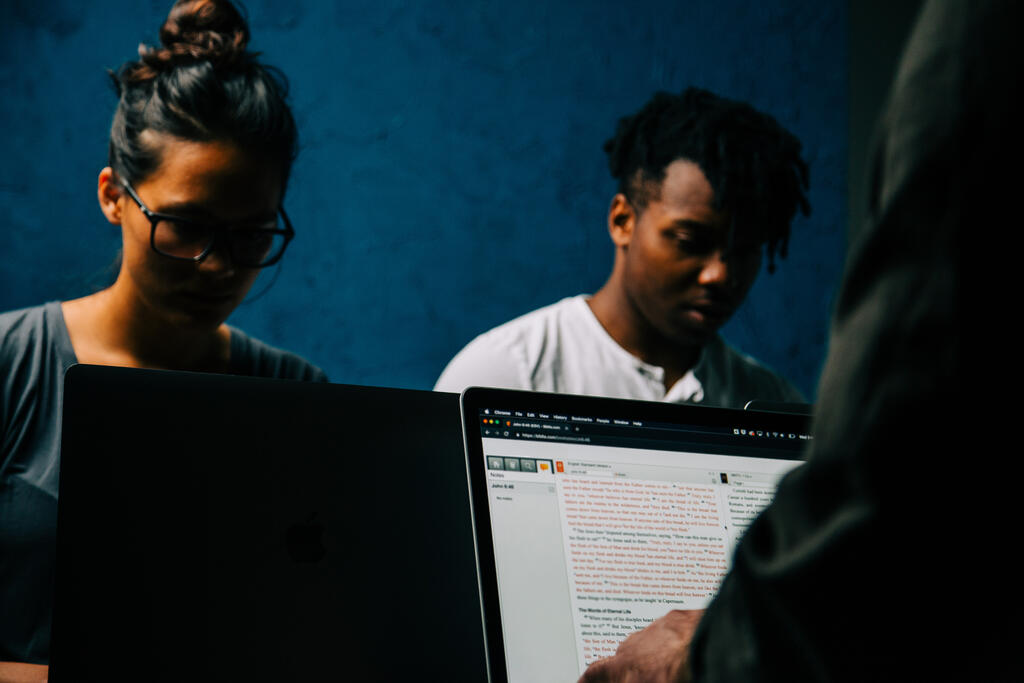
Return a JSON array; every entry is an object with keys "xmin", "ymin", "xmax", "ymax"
[{"xmin": 287, "ymin": 512, "xmax": 327, "ymax": 563}]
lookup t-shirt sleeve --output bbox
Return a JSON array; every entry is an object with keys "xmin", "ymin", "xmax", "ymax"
[
  {"xmin": 700, "ymin": 338, "xmax": 808, "ymax": 409},
  {"xmin": 768, "ymin": 372, "xmax": 806, "ymax": 404},
  {"xmin": 434, "ymin": 333, "xmax": 529, "ymax": 393},
  {"xmin": 735, "ymin": 351, "xmax": 807, "ymax": 405},
  {"xmin": 228, "ymin": 328, "xmax": 328, "ymax": 383}
]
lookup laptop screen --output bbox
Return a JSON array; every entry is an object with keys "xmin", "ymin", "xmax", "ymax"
[
  {"xmin": 461, "ymin": 388, "xmax": 810, "ymax": 683},
  {"xmin": 53, "ymin": 365, "xmax": 486, "ymax": 681}
]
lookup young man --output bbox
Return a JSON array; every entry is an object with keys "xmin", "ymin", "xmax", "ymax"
[{"xmin": 435, "ymin": 88, "xmax": 810, "ymax": 408}]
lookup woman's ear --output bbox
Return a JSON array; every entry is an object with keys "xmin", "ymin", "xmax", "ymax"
[{"xmin": 98, "ymin": 167, "xmax": 124, "ymax": 226}]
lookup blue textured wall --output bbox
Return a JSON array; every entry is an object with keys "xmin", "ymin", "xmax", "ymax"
[{"xmin": 0, "ymin": 0, "xmax": 846, "ymax": 399}]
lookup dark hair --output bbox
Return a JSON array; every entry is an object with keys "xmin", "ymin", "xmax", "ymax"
[
  {"xmin": 108, "ymin": 0, "xmax": 297, "ymax": 191},
  {"xmin": 603, "ymin": 87, "xmax": 810, "ymax": 272}
]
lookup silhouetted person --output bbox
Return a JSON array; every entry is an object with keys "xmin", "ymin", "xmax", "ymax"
[{"xmin": 578, "ymin": 1, "xmax": 1016, "ymax": 680}]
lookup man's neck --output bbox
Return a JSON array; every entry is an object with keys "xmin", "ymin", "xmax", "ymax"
[{"xmin": 587, "ymin": 283, "xmax": 702, "ymax": 392}]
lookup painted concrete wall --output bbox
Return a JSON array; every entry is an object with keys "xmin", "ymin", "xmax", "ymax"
[{"xmin": 0, "ymin": 0, "xmax": 847, "ymax": 399}]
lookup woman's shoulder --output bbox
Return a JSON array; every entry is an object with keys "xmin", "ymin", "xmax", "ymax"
[
  {"xmin": 227, "ymin": 326, "xmax": 328, "ymax": 383},
  {"xmin": 1, "ymin": 301, "xmax": 75, "ymax": 447},
  {"xmin": 0, "ymin": 301, "xmax": 58, "ymax": 331},
  {"xmin": 0, "ymin": 301, "xmax": 66, "ymax": 358}
]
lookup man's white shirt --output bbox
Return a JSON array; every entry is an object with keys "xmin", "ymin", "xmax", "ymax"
[{"xmin": 434, "ymin": 295, "xmax": 804, "ymax": 408}]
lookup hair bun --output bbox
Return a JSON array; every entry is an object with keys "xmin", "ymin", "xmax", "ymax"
[{"xmin": 138, "ymin": 0, "xmax": 250, "ymax": 75}]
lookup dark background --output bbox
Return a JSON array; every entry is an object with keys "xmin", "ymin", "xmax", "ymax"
[{"xmin": 0, "ymin": 0, "xmax": 922, "ymax": 399}]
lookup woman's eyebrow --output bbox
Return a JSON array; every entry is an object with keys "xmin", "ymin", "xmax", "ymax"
[
  {"xmin": 149, "ymin": 201, "xmax": 216, "ymax": 218},
  {"xmin": 152, "ymin": 201, "xmax": 277, "ymax": 224}
]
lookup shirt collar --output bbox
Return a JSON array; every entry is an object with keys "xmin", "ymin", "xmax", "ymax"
[{"xmin": 575, "ymin": 295, "xmax": 708, "ymax": 402}]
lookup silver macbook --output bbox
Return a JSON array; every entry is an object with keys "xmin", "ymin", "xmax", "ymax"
[{"xmin": 460, "ymin": 387, "xmax": 810, "ymax": 682}]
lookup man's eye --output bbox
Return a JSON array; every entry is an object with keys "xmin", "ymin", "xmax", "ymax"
[
  {"xmin": 730, "ymin": 243, "xmax": 762, "ymax": 258},
  {"xmin": 672, "ymin": 233, "xmax": 713, "ymax": 253}
]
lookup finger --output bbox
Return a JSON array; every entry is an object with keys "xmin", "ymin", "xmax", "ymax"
[{"xmin": 578, "ymin": 656, "xmax": 614, "ymax": 683}]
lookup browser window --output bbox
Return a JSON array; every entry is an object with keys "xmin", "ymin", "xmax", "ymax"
[{"xmin": 475, "ymin": 407, "xmax": 807, "ymax": 682}]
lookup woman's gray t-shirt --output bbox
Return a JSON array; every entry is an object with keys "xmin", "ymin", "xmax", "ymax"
[{"xmin": 0, "ymin": 301, "xmax": 327, "ymax": 663}]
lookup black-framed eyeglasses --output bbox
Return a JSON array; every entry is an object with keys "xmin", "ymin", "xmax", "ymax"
[{"xmin": 121, "ymin": 181, "xmax": 294, "ymax": 268}]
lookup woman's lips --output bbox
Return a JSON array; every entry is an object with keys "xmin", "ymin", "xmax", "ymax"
[{"xmin": 180, "ymin": 290, "xmax": 237, "ymax": 306}]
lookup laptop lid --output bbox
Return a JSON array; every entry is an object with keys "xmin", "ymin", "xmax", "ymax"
[
  {"xmin": 460, "ymin": 387, "xmax": 811, "ymax": 683},
  {"xmin": 52, "ymin": 364, "xmax": 485, "ymax": 682}
]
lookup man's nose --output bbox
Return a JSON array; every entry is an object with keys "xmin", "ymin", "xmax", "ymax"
[{"xmin": 697, "ymin": 250, "xmax": 730, "ymax": 286}]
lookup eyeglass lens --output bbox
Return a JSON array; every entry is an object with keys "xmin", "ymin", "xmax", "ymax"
[{"xmin": 152, "ymin": 219, "xmax": 288, "ymax": 267}]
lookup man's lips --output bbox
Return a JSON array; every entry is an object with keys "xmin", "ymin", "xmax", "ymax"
[{"xmin": 681, "ymin": 301, "xmax": 734, "ymax": 325}]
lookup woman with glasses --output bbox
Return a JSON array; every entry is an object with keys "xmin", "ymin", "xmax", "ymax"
[{"xmin": 0, "ymin": 0, "xmax": 325, "ymax": 671}]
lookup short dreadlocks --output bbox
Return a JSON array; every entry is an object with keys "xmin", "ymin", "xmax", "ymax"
[{"xmin": 603, "ymin": 87, "xmax": 810, "ymax": 272}]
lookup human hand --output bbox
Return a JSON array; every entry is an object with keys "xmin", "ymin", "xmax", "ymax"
[
  {"xmin": 577, "ymin": 609, "xmax": 704, "ymax": 683},
  {"xmin": 0, "ymin": 662, "xmax": 48, "ymax": 683}
]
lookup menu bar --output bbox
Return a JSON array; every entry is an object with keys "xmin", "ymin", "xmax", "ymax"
[{"xmin": 478, "ymin": 407, "xmax": 810, "ymax": 459}]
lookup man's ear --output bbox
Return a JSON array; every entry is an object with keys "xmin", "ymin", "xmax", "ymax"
[
  {"xmin": 98, "ymin": 167, "xmax": 124, "ymax": 226},
  {"xmin": 608, "ymin": 193, "xmax": 636, "ymax": 248}
]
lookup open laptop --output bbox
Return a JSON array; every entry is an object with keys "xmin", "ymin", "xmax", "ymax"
[
  {"xmin": 460, "ymin": 387, "xmax": 811, "ymax": 683},
  {"xmin": 51, "ymin": 365, "xmax": 486, "ymax": 682}
]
